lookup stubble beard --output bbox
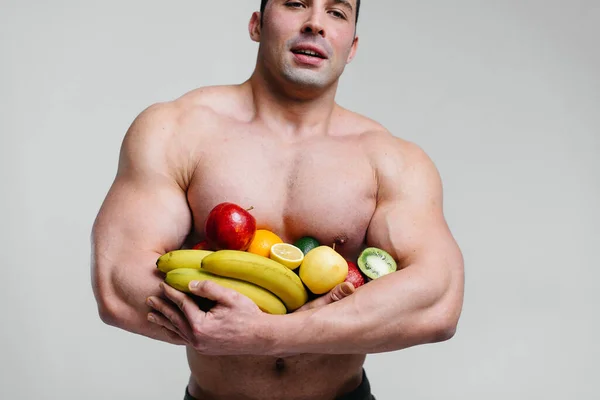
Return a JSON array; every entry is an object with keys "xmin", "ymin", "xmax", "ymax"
[
  {"xmin": 280, "ymin": 62, "xmax": 331, "ymax": 88},
  {"xmin": 278, "ymin": 56, "xmax": 337, "ymax": 91}
]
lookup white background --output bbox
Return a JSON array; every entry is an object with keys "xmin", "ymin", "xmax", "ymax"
[{"xmin": 1, "ymin": 0, "xmax": 598, "ymax": 398}]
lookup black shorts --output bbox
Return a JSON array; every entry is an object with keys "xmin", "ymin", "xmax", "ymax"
[{"xmin": 184, "ymin": 369, "xmax": 376, "ymax": 400}]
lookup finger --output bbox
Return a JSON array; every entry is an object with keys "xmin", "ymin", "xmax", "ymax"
[
  {"xmin": 160, "ymin": 326, "xmax": 188, "ymax": 346},
  {"xmin": 146, "ymin": 295, "xmax": 194, "ymax": 339},
  {"xmin": 148, "ymin": 312, "xmax": 190, "ymax": 345},
  {"xmin": 189, "ymin": 280, "xmax": 244, "ymax": 308},
  {"xmin": 147, "ymin": 311, "xmax": 181, "ymax": 335},
  {"xmin": 160, "ymin": 282, "xmax": 206, "ymax": 325},
  {"xmin": 295, "ymin": 282, "xmax": 355, "ymax": 312}
]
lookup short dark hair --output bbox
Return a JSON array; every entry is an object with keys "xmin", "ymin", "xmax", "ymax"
[{"xmin": 260, "ymin": 0, "xmax": 361, "ymax": 24}]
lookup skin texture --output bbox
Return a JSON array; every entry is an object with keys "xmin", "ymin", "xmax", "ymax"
[{"xmin": 91, "ymin": 1, "xmax": 464, "ymax": 399}]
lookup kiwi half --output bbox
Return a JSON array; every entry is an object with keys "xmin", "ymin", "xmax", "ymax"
[{"xmin": 357, "ymin": 247, "xmax": 397, "ymax": 280}]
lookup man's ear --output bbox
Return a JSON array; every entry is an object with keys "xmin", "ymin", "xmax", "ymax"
[
  {"xmin": 346, "ymin": 36, "xmax": 359, "ymax": 64},
  {"xmin": 249, "ymin": 12, "xmax": 261, "ymax": 42}
]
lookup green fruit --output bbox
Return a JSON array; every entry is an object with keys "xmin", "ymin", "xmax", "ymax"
[
  {"xmin": 294, "ymin": 236, "xmax": 320, "ymax": 255},
  {"xmin": 357, "ymin": 247, "xmax": 397, "ymax": 280}
]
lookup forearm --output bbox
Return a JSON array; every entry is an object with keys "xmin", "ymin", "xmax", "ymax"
[{"xmin": 267, "ymin": 264, "xmax": 461, "ymax": 356}]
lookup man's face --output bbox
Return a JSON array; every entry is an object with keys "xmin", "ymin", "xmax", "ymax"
[{"xmin": 253, "ymin": 0, "xmax": 359, "ymax": 90}]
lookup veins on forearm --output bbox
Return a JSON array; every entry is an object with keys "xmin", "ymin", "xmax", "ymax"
[{"xmin": 277, "ymin": 269, "xmax": 450, "ymax": 355}]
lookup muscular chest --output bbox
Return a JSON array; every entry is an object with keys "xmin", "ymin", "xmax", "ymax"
[{"xmin": 187, "ymin": 134, "xmax": 377, "ymax": 258}]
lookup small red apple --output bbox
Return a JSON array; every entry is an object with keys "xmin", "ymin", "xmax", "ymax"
[
  {"xmin": 204, "ymin": 202, "xmax": 257, "ymax": 251},
  {"xmin": 344, "ymin": 260, "xmax": 366, "ymax": 288},
  {"xmin": 192, "ymin": 240, "xmax": 211, "ymax": 250}
]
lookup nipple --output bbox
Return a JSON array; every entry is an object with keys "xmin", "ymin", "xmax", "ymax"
[
  {"xmin": 333, "ymin": 235, "xmax": 348, "ymax": 250},
  {"xmin": 335, "ymin": 235, "xmax": 348, "ymax": 245}
]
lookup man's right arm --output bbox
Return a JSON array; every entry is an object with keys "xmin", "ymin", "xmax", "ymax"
[{"xmin": 91, "ymin": 102, "xmax": 194, "ymax": 345}]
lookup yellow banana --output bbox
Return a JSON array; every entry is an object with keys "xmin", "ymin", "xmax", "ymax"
[
  {"xmin": 200, "ymin": 250, "xmax": 308, "ymax": 312},
  {"xmin": 156, "ymin": 249, "xmax": 213, "ymax": 274},
  {"xmin": 164, "ymin": 268, "xmax": 287, "ymax": 315}
]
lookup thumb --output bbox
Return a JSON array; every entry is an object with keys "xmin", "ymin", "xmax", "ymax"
[
  {"xmin": 295, "ymin": 281, "xmax": 355, "ymax": 312},
  {"xmin": 329, "ymin": 281, "xmax": 355, "ymax": 302}
]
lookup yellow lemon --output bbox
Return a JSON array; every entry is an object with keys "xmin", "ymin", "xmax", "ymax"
[
  {"xmin": 299, "ymin": 246, "xmax": 348, "ymax": 294},
  {"xmin": 247, "ymin": 229, "xmax": 283, "ymax": 258},
  {"xmin": 270, "ymin": 243, "xmax": 304, "ymax": 270}
]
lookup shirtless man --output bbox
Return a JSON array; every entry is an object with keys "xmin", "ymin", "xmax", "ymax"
[{"xmin": 91, "ymin": 1, "xmax": 465, "ymax": 399}]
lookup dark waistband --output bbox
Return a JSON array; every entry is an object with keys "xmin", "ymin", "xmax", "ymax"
[
  {"xmin": 337, "ymin": 368, "xmax": 373, "ymax": 400},
  {"xmin": 184, "ymin": 368, "xmax": 373, "ymax": 400}
]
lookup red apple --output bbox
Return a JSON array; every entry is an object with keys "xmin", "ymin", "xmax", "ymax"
[
  {"xmin": 344, "ymin": 260, "xmax": 366, "ymax": 288},
  {"xmin": 204, "ymin": 202, "xmax": 257, "ymax": 251}
]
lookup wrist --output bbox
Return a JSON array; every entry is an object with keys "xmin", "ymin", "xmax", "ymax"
[{"xmin": 258, "ymin": 313, "xmax": 301, "ymax": 357}]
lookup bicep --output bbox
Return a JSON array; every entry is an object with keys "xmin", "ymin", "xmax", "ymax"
[
  {"xmin": 91, "ymin": 170, "xmax": 192, "ymax": 320},
  {"xmin": 91, "ymin": 104, "xmax": 193, "ymax": 324},
  {"xmin": 93, "ymin": 170, "xmax": 192, "ymax": 260},
  {"xmin": 366, "ymin": 142, "xmax": 463, "ymax": 290}
]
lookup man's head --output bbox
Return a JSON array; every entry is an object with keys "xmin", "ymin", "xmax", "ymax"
[{"xmin": 249, "ymin": 0, "xmax": 361, "ymax": 95}]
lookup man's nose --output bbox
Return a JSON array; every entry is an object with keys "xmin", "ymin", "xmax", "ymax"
[{"xmin": 301, "ymin": 10, "xmax": 326, "ymax": 37}]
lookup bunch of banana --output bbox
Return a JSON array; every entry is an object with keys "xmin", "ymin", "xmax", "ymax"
[
  {"xmin": 201, "ymin": 250, "xmax": 309, "ymax": 311},
  {"xmin": 155, "ymin": 249, "xmax": 309, "ymax": 314},
  {"xmin": 164, "ymin": 268, "xmax": 287, "ymax": 315}
]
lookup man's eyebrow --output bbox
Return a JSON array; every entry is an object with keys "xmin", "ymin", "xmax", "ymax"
[{"xmin": 332, "ymin": 0, "xmax": 353, "ymax": 12}]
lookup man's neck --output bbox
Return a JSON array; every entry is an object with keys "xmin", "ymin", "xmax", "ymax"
[{"xmin": 245, "ymin": 69, "xmax": 339, "ymax": 138}]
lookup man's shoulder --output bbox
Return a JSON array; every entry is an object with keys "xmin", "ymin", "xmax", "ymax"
[
  {"xmin": 118, "ymin": 86, "xmax": 242, "ymax": 181},
  {"xmin": 176, "ymin": 84, "xmax": 249, "ymax": 120},
  {"xmin": 338, "ymin": 107, "xmax": 420, "ymax": 154},
  {"xmin": 164, "ymin": 83, "xmax": 244, "ymax": 115},
  {"xmin": 126, "ymin": 84, "xmax": 245, "ymax": 138},
  {"xmin": 339, "ymin": 108, "xmax": 436, "ymax": 181}
]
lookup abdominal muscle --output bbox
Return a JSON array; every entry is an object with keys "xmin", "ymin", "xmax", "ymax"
[{"xmin": 186, "ymin": 350, "xmax": 367, "ymax": 400}]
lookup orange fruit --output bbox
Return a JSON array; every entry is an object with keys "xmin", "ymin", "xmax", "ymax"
[{"xmin": 247, "ymin": 229, "xmax": 284, "ymax": 257}]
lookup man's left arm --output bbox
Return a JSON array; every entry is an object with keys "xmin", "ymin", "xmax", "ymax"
[{"xmin": 267, "ymin": 141, "xmax": 465, "ymax": 356}]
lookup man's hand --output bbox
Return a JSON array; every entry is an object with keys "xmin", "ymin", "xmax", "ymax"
[
  {"xmin": 146, "ymin": 280, "xmax": 273, "ymax": 355},
  {"xmin": 145, "ymin": 280, "xmax": 356, "ymax": 354}
]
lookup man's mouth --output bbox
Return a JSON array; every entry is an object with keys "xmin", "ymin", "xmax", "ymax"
[
  {"xmin": 290, "ymin": 43, "xmax": 328, "ymax": 60},
  {"xmin": 291, "ymin": 49, "xmax": 326, "ymax": 59}
]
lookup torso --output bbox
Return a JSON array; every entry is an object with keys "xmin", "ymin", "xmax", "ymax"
[{"xmin": 171, "ymin": 84, "xmax": 392, "ymax": 400}]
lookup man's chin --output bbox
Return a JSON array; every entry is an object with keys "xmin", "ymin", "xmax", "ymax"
[{"xmin": 281, "ymin": 69, "xmax": 330, "ymax": 90}]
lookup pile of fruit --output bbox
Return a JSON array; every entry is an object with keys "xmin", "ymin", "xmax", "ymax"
[{"xmin": 156, "ymin": 202, "xmax": 398, "ymax": 314}]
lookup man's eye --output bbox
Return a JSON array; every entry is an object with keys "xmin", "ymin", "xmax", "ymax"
[
  {"xmin": 285, "ymin": 1, "xmax": 304, "ymax": 8},
  {"xmin": 329, "ymin": 10, "xmax": 346, "ymax": 19}
]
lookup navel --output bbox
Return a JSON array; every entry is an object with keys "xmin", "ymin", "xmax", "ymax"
[{"xmin": 275, "ymin": 357, "xmax": 286, "ymax": 373}]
